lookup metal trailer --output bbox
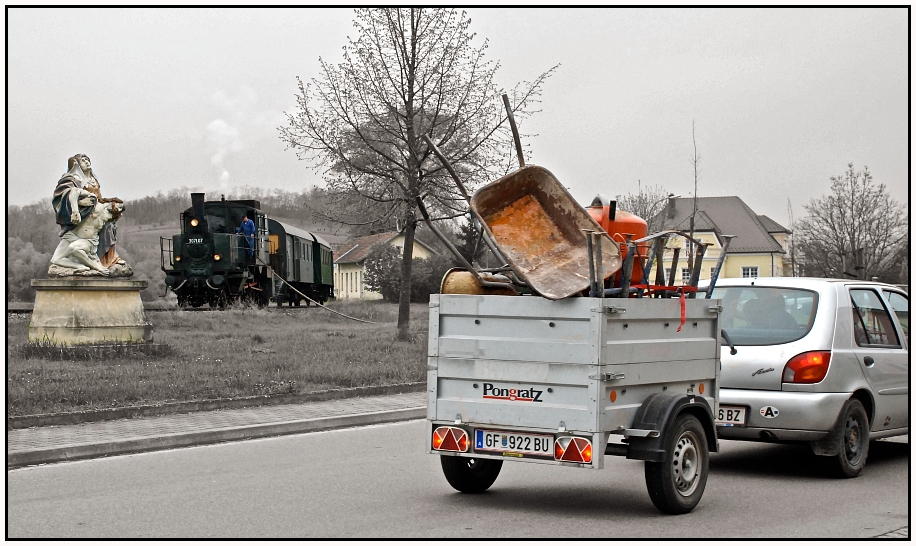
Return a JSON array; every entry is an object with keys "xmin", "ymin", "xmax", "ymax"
[{"xmin": 427, "ymin": 293, "xmax": 722, "ymax": 514}]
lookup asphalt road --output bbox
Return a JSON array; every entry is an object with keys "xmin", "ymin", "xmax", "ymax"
[{"xmin": 7, "ymin": 420, "xmax": 908, "ymax": 539}]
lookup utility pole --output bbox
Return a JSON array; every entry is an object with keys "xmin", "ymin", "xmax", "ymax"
[
  {"xmin": 687, "ymin": 121, "xmax": 700, "ymax": 274},
  {"xmin": 787, "ymin": 198, "xmax": 796, "ymax": 277}
]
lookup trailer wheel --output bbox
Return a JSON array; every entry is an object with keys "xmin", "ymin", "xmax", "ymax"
[
  {"xmin": 440, "ymin": 455, "xmax": 502, "ymax": 494},
  {"xmin": 644, "ymin": 413, "xmax": 709, "ymax": 514}
]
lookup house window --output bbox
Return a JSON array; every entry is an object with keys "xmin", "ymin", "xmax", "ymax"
[
  {"xmin": 710, "ymin": 266, "xmax": 718, "ymax": 278},
  {"xmin": 681, "ymin": 268, "xmax": 691, "ymax": 283},
  {"xmin": 742, "ymin": 266, "xmax": 758, "ymax": 278}
]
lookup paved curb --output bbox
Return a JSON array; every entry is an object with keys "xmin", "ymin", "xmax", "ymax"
[
  {"xmin": 8, "ymin": 382, "xmax": 426, "ymax": 429},
  {"xmin": 8, "ymin": 406, "xmax": 426, "ymax": 468}
]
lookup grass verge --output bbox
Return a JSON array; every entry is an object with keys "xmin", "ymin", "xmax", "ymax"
[{"xmin": 7, "ymin": 300, "xmax": 429, "ymax": 416}]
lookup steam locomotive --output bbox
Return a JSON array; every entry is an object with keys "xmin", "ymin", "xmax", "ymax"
[{"xmin": 160, "ymin": 193, "xmax": 334, "ymax": 308}]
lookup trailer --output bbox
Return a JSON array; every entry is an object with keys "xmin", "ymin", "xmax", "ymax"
[{"xmin": 426, "ymin": 293, "xmax": 721, "ymax": 514}]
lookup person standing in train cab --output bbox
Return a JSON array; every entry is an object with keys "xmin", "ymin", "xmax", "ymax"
[{"xmin": 237, "ymin": 214, "xmax": 256, "ymax": 257}]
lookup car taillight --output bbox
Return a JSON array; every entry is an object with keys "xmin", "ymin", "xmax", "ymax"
[
  {"xmin": 554, "ymin": 437, "xmax": 593, "ymax": 463},
  {"xmin": 783, "ymin": 351, "xmax": 831, "ymax": 384},
  {"xmin": 431, "ymin": 427, "xmax": 469, "ymax": 452}
]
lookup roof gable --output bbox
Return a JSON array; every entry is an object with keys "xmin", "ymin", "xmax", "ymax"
[
  {"xmin": 757, "ymin": 214, "xmax": 790, "ymax": 234},
  {"xmin": 654, "ymin": 196, "xmax": 785, "ymax": 254}
]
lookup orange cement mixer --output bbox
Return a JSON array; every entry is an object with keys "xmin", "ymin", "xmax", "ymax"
[{"xmin": 586, "ymin": 195, "xmax": 649, "ymax": 292}]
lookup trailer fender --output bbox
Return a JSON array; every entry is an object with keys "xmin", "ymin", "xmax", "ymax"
[{"xmin": 626, "ymin": 392, "xmax": 718, "ymax": 462}]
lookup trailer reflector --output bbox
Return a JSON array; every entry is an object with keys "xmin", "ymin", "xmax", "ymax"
[
  {"xmin": 554, "ymin": 437, "xmax": 593, "ymax": 463},
  {"xmin": 432, "ymin": 426, "xmax": 469, "ymax": 453}
]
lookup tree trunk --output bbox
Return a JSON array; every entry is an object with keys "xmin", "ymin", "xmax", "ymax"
[{"xmin": 397, "ymin": 213, "xmax": 417, "ymax": 341}]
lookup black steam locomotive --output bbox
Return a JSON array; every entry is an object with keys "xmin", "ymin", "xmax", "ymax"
[{"xmin": 160, "ymin": 193, "xmax": 334, "ymax": 308}]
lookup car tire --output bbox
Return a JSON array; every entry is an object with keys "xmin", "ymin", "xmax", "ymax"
[
  {"xmin": 440, "ymin": 455, "xmax": 502, "ymax": 494},
  {"xmin": 829, "ymin": 398, "xmax": 870, "ymax": 478},
  {"xmin": 644, "ymin": 413, "xmax": 709, "ymax": 514}
]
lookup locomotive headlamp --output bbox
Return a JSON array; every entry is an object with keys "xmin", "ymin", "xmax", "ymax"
[
  {"xmin": 190, "ymin": 218, "xmax": 199, "ymax": 227},
  {"xmin": 174, "ymin": 256, "xmax": 181, "ymax": 261},
  {"xmin": 213, "ymin": 254, "xmax": 221, "ymax": 261}
]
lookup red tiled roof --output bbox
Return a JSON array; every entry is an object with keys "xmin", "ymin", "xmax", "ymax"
[
  {"xmin": 332, "ymin": 232, "xmax": 436, "ymax": 265},
  {"xmin": 333, "ymin": 232, "xmax": 398, "ymax": 264}
]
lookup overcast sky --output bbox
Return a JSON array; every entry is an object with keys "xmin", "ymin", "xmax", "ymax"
[{"xmin": 6, "ymin": 7, "xmax": 908, "ymax": 229}]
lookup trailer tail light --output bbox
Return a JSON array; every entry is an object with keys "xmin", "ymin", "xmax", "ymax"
[
  {"xmin": 432, "ymin": 427, "xmax": 469, "ymax": 453},
  {"xmin": 783, "ymin": 351, "xmax": 831, "ymax": 384},
  {"xmin": 554, "ymin": 437, "xmax": 593, "ymax": 463}
]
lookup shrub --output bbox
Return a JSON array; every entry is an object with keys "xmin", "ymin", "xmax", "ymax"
[
  {"xmin": 364, "ymin": 246, "xmax": 457, "ymax": 303},
  {"xmin": 7, "ymin": 237, "xmax": 52, "ymax": 302}
]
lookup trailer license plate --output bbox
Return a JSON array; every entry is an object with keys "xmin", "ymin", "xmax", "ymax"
[
  {"xmin": 716, "ymin": 405, "xmax": 747, "ymax": 426},
  {"xmin": 475, "ymin": 429, "xmax": 553, "ymax": 458}
]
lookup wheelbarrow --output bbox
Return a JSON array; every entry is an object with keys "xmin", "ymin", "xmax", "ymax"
[
  {"xmin": 423, "ymin": 95, "xmax": 620, "ymax": 300},
  {"xmin": 470, "ymin": 165, "xmax": 621, "ymax": 300}
]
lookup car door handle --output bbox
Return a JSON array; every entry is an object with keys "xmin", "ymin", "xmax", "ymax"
[{"xmin": 863, "ymin": 356, "xmax": 875, "ymax": 367}]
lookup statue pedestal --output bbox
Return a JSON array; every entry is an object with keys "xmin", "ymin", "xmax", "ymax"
[{"xmin": 29, "ymin": 278, "xmax": 152, "ymax": 345}]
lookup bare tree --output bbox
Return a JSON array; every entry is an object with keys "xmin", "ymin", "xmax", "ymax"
[
  {"xmin": 795, "ymin": 163, "xmax": 907, "ymax": 282},
  {"xmin": 280, "ymin": 8, "xmax": 555, "ymax": 340},
  {"xmin": 615, "ymin": 181, "xmax": 671, "ymax": 234}
]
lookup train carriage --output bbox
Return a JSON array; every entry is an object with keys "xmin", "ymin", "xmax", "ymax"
[{"xmin": 267, "ymin": 219, "xmax": 334, "ymax": 306}]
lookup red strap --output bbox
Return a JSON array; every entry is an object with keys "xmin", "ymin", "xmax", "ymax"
[
  {"xmin": 677, "ymin": 289, "xmax": 687, "ymax": 332},
  {"xmin": 629, "ymin": 284, "xmax": 696, "ymax": 332}
]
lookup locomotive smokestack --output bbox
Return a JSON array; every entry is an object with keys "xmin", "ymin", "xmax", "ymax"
[{"xmin": 191, "ymin": 193, "xmax": 205, "ymax": 221}]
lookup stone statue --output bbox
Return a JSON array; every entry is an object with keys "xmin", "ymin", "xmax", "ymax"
[
  {"xmin": 49, "ymin": 154, "xmax": 131, "ymax": 277},
  {"xmin": 49, "ymin": 200, "xmax": 124, "ymax": 275}
]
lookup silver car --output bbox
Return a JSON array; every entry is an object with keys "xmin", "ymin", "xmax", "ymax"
[{"xmin": 704, "ymin": 277, "xmax": 908, "ymax": 477}]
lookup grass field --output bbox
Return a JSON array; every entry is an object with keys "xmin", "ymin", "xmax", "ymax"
[{"xmin": 7, "ymin": 301, "xmax": 429, "ymax": 416}]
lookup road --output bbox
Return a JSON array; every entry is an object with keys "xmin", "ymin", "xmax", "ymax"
[{"xmin": 7, "ymin": 420, "xmax": 908, "ymax": 538}]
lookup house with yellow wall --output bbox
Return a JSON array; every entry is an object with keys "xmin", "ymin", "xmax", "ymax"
[
  {"xmin": 650, "ymin": 196, "xmax": 791, "ymax": 284},
  {"xmin": 333, "ymin": 231, "xmax": 435, "ymax": 300}
]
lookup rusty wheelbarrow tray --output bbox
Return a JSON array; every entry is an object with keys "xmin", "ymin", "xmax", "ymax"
[{"xmin": 470, "ymin": 165, "xmax": 621, "ymax": 300}]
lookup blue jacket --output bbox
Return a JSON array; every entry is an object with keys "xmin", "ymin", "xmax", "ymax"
[{"xmin": 238, "ymin": 218, "xmax": 255, "ymax": 237}]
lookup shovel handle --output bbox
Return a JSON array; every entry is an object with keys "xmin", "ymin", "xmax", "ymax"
[{"xmin": 502, "ymin": 94, "xmax": 525, "ymax": 169}]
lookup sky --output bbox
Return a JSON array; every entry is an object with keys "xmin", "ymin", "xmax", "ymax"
[{"xmin": 6, "ymin": 7, "xmax": 909, "ymax": 230}]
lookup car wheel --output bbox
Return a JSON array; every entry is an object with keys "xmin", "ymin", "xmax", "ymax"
[
  {"xmin": 644, "ymin": 413, "xmax": 709, "ymax": 514},
  {"xmin": 439, "ymin": 455, "xmax": 502, "ymax": 494},
  {"xmin": 830, "ymin": 398, "xmax": 870, "ymax": 478}
]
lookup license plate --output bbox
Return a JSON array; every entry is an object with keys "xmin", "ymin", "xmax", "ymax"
[
  {"xmin": 475, "ymin": 429, "xmax": 553, "ymax": 458},
  {"xmin": 716, "ymin": 405, "xmax": 747, "ymax": 427}
]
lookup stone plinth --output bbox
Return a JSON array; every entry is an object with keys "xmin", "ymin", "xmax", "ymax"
[{"xmin": 29, "ymin": 278, "xmax": 152, "ymax": 345}]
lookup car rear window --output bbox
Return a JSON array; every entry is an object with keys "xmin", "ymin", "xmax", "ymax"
[{"xmin": 708, "ymin": 286, "xmax": 818, "ymax": 346}]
